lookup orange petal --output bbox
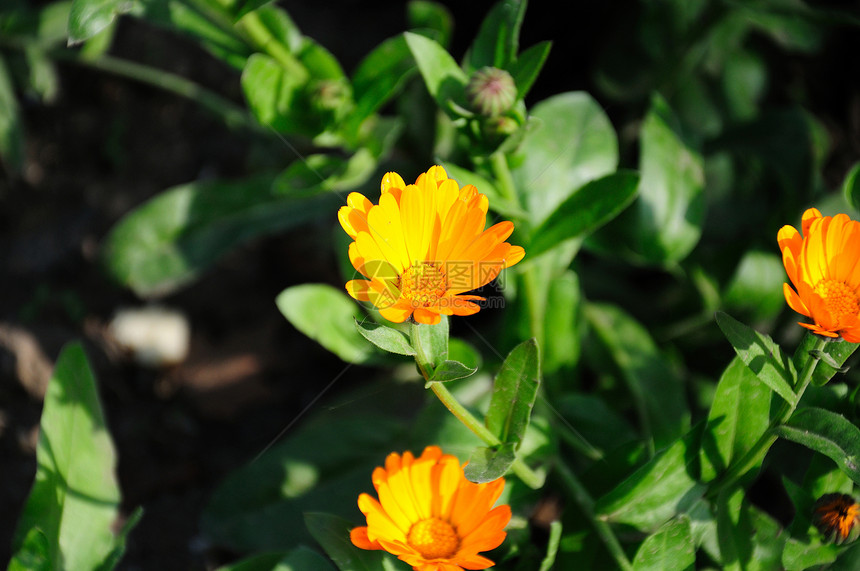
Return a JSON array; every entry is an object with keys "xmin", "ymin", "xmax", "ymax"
[{"xmin": 350, "ymin": 527, "xmax": 381, "ymax": 550}]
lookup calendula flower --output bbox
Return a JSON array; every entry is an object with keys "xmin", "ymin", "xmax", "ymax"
[
  {"xmin": 338, "ymin": 166, "xmax": 525, "ymax": 324},
  {"xmin": 813, "ymin": 493, "xmax": 859, "ymax": 544},
  {"xmin": 350, "ymin": 445, "xmax": 511, "ymax": 571},
  {"xmin": 778, "ymin": 207, "xmax": 860, "ymax": 342}
]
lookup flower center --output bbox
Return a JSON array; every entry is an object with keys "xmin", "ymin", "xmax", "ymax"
[
  {"xmin": 407, "ymin": 517, "xmax": 460, "ymax": 560},
  {"xmin": 398, "ymin": 262, "xmax": 448, "ymax": 308},
  {"xmin": 813, "ymin": 279, "xmax": 860, "ymax": 323}
]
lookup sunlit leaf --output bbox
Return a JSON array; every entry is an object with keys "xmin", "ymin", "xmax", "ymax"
[
  {"xmin": 354, "ymin": 319, "xmax": 414, "ymax": 357},
  {"xmin": 776, "ymin": 407, "xmax": 860, "ymax": 485},
  {"xmin": 463, "ymin": 0, "xmax": 526, "ymax": 71},
  {"xmin": 463, "ymin": 443, "xmax": 516, "ymax": 483},
  {"xmin": 429, "ymin": 360, "xmax": 478, "ymax": 383},
  {"xmin": 68, "ymin": 0, "xmax": 138, "ymax": 44},
  {"xmin": 723, "ymin": 251, "xmax": 786, "ymax": 323},
  {"xmin": 413, "ymin": 316, "xmax": 449, "ymax": 370},
  {"xmin": 349, "ymin": 35, "xmax": 417, "ymax": 130},
  {"xmin": 508, "ymin": 40, "xmax": 552, "ymax": 100},
  {"xmin": 793, "ymin": 334, "xmax": 858, "ymax": 387},
  {"xmin": 403, "ymin": 31, "xmax": 468, "ymax": 118},
  {"xmin": 632, "ymin": 516, "xmax": 695, "ymax": 571},
  {"xmin": 485, "ymin": 338, "xmax": 540, "ymax": 448}
]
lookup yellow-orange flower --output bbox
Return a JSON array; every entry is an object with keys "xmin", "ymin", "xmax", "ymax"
[
  {"xmin": 350, "ymin": 445, "xmax": 511, "ymax": 571},
  {"xmin": 813, "ymin": 493, "xmax": 859, "ymax": 544},
  {"xmin": 778, "ymin": 207, "xmax": 860, "ymax": 342},
  {"xmin": 338, "ymin": 166, "xmax": 525, "ymax": 324}
]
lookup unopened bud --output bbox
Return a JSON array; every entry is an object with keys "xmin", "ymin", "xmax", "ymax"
[{"xmin": 466, "ymin": 67, "xmax": 516, "ymax": 117}]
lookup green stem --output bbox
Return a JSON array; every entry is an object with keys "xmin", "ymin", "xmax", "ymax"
[
  {"xmin": 237, "ymin": 11, "xmax": 308, "ymax": 82},
  {"xmin": 555, "ymin": 460, "xmax": 634, "ymax": 571},
  {"xmin": 707, "ymin": 335, "xmax": 828, "ymax": 498},
  {"xmin": 489, "ymin": 151, "xmax": 521, "ymax": 208},
  {"xmin": 411, "ymin": 322, "xmax": 544, "ymax": 489}
]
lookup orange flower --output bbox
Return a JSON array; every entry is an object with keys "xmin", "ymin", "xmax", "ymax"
[
  {"xmin": 338, "ymin": 166, "xmax": 525, "ymax": 325},
  {"xmin": 813, "ymin": 493, "xmax": 859, "ymax": 544},
  {"xmin": 777, "ymin": 207, "xmax": 860, "ymax": 342},
  {"xmin": 350, "ymin": 446, "xmax": 512, "ymax": 571}
]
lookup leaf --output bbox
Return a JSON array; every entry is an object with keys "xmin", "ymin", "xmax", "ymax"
[
  {"xmin": 463, "ymin": 443, "xmax": 516, "ymax": 483},
  {"xmin": 595, "ymin": 430, "xmax": 705, "ymax": 531},
  {"xmin": 68, "ymin": 0, "xmax": 137, "ymax": 44},
  {"xmin": 11, "ymin": 342, "xmax": 120, "ymax": 570},
  {"xmin": 586, "ymin": 303, "xmax": 689, "ymax": 449},
  {"xmin": 7, "ymin": 528, "xmax": 50, "ymax": 571},
  {"xmin": 102, "ymin": 174, "xmax": 339, "ymax": 297},
  {"xmin": 97, "ymin": 506, "xmax": 143, "ymax": 571},
  {"xmin": 722, "ymin": 251, "xmax": 787, "ymax": 323},
  {"xmin": 241, "ymin": 53, "xmax": 310, "ymax": 134},
  {"xmin": 407, "ymin": 1, "xmax": 453, "ymax": 47},
  {"xmin": 700, "ymin": 357, "xmax": 772, "ymax": 483},
  {"xmin": 715, "ymin": 312, "xmax": 797, "ymax": 406},
  {"xmin": 716, "ymin": 488, "xmax": 785, "ymax": 571},
  {"xmin": 428, "ymin": 360, "xmax": 478, "ymax": 383},
  {"xmin": 404, "ymin": 31, "xmax": 469, "ymax": 118},
  {"xmin": 353, "ymin": 319, "xmax": 414, "ymax": 357},
  {"xmin": 510, "ymin": 91, "xmax": 619, "ymax": 225},
  {"xmin": 276, "ymin": 546, "xmax": 337, "ymax": 571},
  {"xmin": 589, "ymin": 93, "xmax": 704, "ymax": 264},
  {"xmin": 440, "ymin": 161, "xmax": 526, "ymax": 219},
  {"xmin": 793, "ymin": 334, "xmax": 858, "ymax": 387},
  {"xmin": 632, "ymin": 516, "xmax": 695, "ymax": 571},
  {"xmin": 776, "ymin": 407, "xmax": 860, "ymax": 485},
  {"xmin": 485, "ymin": 339, "xmax": 540, "ymax": 448},
  {"xmin": 843, "ymin": 163, "xmax": 860, "ymax": 211},
  {"xmin": 304, "ymin": 513, "xmax": 396, "ymax": 571},
  {"xmin": 215, "ymin": 551, "xmax": 292, "ymax": 571},
  {"xmin": 277, "ymin": 285, "xmax": 376, "ymax": 364},
  {"xmin": 539, "ymin": 520, "xmax": 562, "ymax": 571},
  {"xmin": 528, "ymin": 170, "xmax": 639, "ymax": 258},
  {"xmin": 508, "ymin": 40, "xmax": 552, "ymax": 100},
  {"xmin": 0, "ymin": 55, "xmax": 25, "ymax": 173},
  {"xmin": 412, "ymin": 316, "xmax": 449, "ymax": 370},
  {"xmin": 463, "ymin": 0, "xmax": 526, "ymax": 71},
  {"xmin": 543, "ymin": 270, "xmax": 583, "ymax": 376}
]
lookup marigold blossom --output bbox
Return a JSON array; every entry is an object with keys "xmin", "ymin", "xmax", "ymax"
[
  {"xmin": 350, "ymin": 445, "xmax": 512, "ymax": 571},
  {"xmin": 813, "ymin": 493, "xmax": 859, "ymax": 544},
  {"xmin": 777, "ymin": 207, "xmax": 860, "ymax": 342},
  {"xmin": 338, "ymin": 166, "xmax": 525, "ymax": 324}
]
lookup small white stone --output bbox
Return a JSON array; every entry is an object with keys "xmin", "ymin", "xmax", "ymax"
[{"xmin": 109, "ymin": 307, "xmax": 190, "ymax": 368}]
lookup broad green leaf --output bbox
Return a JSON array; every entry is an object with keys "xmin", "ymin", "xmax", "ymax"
[
  {"xmin": 722, "ymin": 251, "xmax": 786, "ymax": 323},
  {"xmin": 463, "ymin": 0, "xmax": 526, "ymax": 71},
  {"xmin": 68, "ymin": 0, "xmax": 137, "ymax": 43},
  {"xmin": 716, "ymin": 488, "xmax": 785, "ymax": 571},
  {"xmin": 353, "ymin": 319, "xmax": 414, "ymax": 356},
  {"xmin": 632, "ymin": 516, "xmax": 695, "ymax": 571},
  {"xmin": 486, "ymin": 338, "xmax": 540, "ymax": 448},
  {"xmin": 793, "ymin": 334, "xmax": 858, "ymax": 387},
  {"xmin": 782, "ymin": 536, "xmax": 841, "ymax": 570},
  {"xmin": 590, "ymin": 93, "xmax": 704, "ymax": 264},
  {"xmin": 700, "ymin": 357, "xmax": 772, "ymax": 482},
  {"xmin": 412, "ymin": 316, "xmax": 449, "ymax": 370},
  {"xmin": 594, "ymin": 430, "xmax": 705, "ymax": 531},
  {"xmin": 349, "ymin": 35, "xmax": 417, "ymax": 130},
  {"xmin": 429, "ymin": 360, "xmax": 478, "ymax": 383},
  {"xmin": 843, "ymin": 163, "xmax": 860, "ymax": 211},
  {"xmin": 543, "ymin": 270, "xmax": 583, "ymax": 377},
  {"xmin": 278, "ymin": 285, "xmax": 375, "ymax": 364},
  {"xmin": 528, "ymin": 170, "xmax": 639, "ymax": 258},
  {"xmin": 404, "ymin": 31, "xmax": 469, "ymax": 117},
  {"xmin": 102, "ymin": 174, "xmax": 339, "ymax": 297},
  {"xmin": 776, "ymin": 407, "xmax": 860, "ymax": 485},
  {"xmin": 508, "ymin": 40, "xmax": 552, "ymax": 100},
  {"xmin": 0, "ymin": 55, "xmax": 25, "ymax": 173},
  {"xmin": 586, "ymin": 303, "xmax": 689, "ymax": 449},
  {"xmin": 463, "ymin": 443, "xmax": 516, "ymax": 483},
  {"xmin": 11, "ymin": 342, "xmax": 120, "ymax": 570},
  {"xmin": 510, "ymin": 91, "xmax": 619, "ymax": 226},
  {"xmin": 714, "ymin": 312, "xmax": 797, "ymax": 406},
  {"xmin": 241, "ymin": 53, "xmax": 310, "ymax": 134},
  {"xmin": 304, "ymin": 513, "xmax": 399, "ymax": 571},
  {"xmin": 7, "ymin": 528, "xmax": 50, "ymax": 571}
]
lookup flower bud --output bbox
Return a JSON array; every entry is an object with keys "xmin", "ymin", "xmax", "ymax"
[{"xmin": 466, "ymin": 67, "xmax": 517, "ymax": 117}]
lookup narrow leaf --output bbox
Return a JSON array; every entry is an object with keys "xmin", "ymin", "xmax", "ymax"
[
  {"xmin": 304, "ymin": 512, "xmax": 391, "ymax": 571},
  {"xmin": 715, "ymin": 311, "xmax": 797, "ymax": 406},
  {"xmin": 776, "ymin": 407, "xmax": 860, "ymax": 485},
  {"xmin": 538, "ymin": 520, "xmax": 562, "ymax": 571},
  {"xmin": 632, "ymin": 516, "xmax": 695, "ymax": 571},
  {"xmin": 403, "ymin": 31, "xmax": 468, "ymax": 117},
  {"xmin": 354, "ymin": 319, "xmax": 414, "ymax": 356},
  {"xmin": 349, "ymin": 35, "xmax": 417, "ymax": 128},
  {"xmin": 0, "ymin": 55, "xmax": 25, "ymax": 173},
  {"xmin": 508, "ymin": 40, "xmax": 552, "ymax": 100},
  {"xmin": 463, "ymin": 0, "xmax": 526, "ymax": 70},
  {"xmin": 68, "ymin": 0, "xmax": 137, "ymax": 44},
  {"xmin": 529, "ymin": 170, "xmax": 639, "ymax": 258},
  {"xmin": 463, "ymin": 444, "xmax": 516, "ymax": 483},
  {"xmin": 429, "ymin": 360, "xmax": 478, "ymax": 383},
  {"xmin": 843, "ymin": 162, "xmax": 860, "ymax": 211},
  {"xmin": 792, "ymin": 334, "xmax": 859, "ymax": 387},
  {"xmin": 485, "ymin": 338, "xmax": 540, "ymax": 447}
]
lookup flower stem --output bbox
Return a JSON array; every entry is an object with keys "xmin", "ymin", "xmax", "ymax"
[
  {"xmin": 489, "ymin": 151, "xmax": 521, "ymax": 209},
  {"xmin": 411, "ymin": 321, "xmax": 544, "ymax": 489},
  {"xmin": 707, "ymin": 335, "xmax": 828, "ymax": 498},
  {"xmin": 555, "ymin": 460, "xmax": 634, "ymax": 571}
]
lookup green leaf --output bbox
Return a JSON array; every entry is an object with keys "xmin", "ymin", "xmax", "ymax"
[
  {"xmin": 528, "ymin": 170, "xmax": 639, "ymax": 258},
  {"xmin": 716, "ymin": 488, "xmax": 785, "ymax": 571},
  {"xmin": 11, "ymin": 342, "xmax": 120, "ymax": 570},
  {"xmin": 353, "ymin": 319, "xmax": 414, "ymax": 356},
  {"xmin": 276, "ymin": 546, "xmax": 337, "ymax": 571},
  {"xmin": 440, "ymin": 161, "xmax": 526, "ymax": 219},
  {"xmin": 590, "ymin": 93, "xmax": 704, "ymax": 264},
  {"xmin": 632, "ymin": 516, "xmax": 695, "ymax": 571},
  {"xmin": 97, "ymin": 506, "xmax": 143, "ymax": 571},
  {"xmin": 508, "ymin": 40, "xmax": 552, "ymax": 100},
  {"xmin": 485, "ymin": 338, "xmax": 540, "ymax": 448},
  {"xmin": 782, "ymin": 536, "xmax": 841, "ymax": 570},
  {"xmin": 404, "ymin": 31, "xmax": 469, "ymax": 118},
  {"xmin": 722, "ymin": 251, "xmax": 787, "ymax": 323},
  {"xmin": 407, "ymin": 1, "xmax": 453, "ymax": 47},
  {"xmin": 241, "ymin": 53, "xmax": 310, "ymax": 134},
  {"xmin": 538, "ymin": 519, "xmax": 562, "ymax": 571},
  {"xmin": 463, "ymin": 0, "xmax": 526, "ymax": 71},
  {"xmin": 277, "ymin": 285, "xmax": 376, "ymax": 364},
  {"xmin": 510, "ymin": 91, "xmax": 619, "ymax": 225},
  {"xmin": 68, "ymin": 0, "xmax": 137, "ymax": 44},
  {"xmin": 349, "ymin": 35, "xmax": 417, "ymax": 130},
  {"xmin": 595, "ymin": 430, "xmax": 705, "ymax": 531},
  {"xmin": 776, "ymin": 407, "xmax": 860, "ymax": 485},
  {"xmin": 0, "ymin": 55, "xmax": 25, "ymax": 173},
  {"xmin": 463, "ymin": 443, "xmax": 516, "ymax": 483},
  {"xmin": 102, "ymin": 174, "xmax": 339, "ymax": 297},
  {"xmin": 715, "ymin": 312, "xmax": 797, "ymax": 406},
  {"xmin": 429, "ymin": 360, "xmax": 478, "ymax": 383},
  {"xmin": 304, "ymin": 513, "xmax": 396, "ymax": 571},
  {"xmin": 215, "ymin": 551, "xmax": 292, "ymax": 571},
  {"xmin": 793, "ymin": 334, "xmax": 858, "ymax": 387},
  {"xmin": 412, "ymin": 316, "xmax": 449, "ymax": 370},
  {"xmin": 586, "ymin": 303, "xmax": 689, "ymax": 449},
  {"xmin": 7, "ymin": 528, "xmax": 50, "ymax": 571},
  {"xmin": 700, "ymin": 357, "xmax": 772, "ymax": 483},
  {"xmin": 543, "ymin": 270, "xmax": 583, "ymax": 376},
  {"xmin": 843, "ymin": 163, "xmax": 860, "ymax": 211}
]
